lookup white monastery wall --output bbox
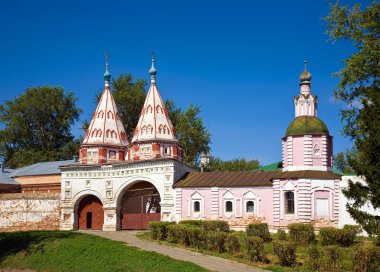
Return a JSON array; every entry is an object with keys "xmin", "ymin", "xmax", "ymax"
[{"xmin": 0, "ymin": 193, "xmax": 60, "ymax": 232}]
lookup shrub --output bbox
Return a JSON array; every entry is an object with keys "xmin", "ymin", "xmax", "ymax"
[
  {"xmin": 149, "ymin": 221, "xmax": 175, "ymax": 241},
  {"xmin": 273, "ymin": 241, "xmax": 297, "ymax": 267},
  {"xmin": 225, "ymin": 233, "xmax": 241, "ymax": 255},
  {"xmin": 246, "ymin": 223, "xmax": 271, "ymax": 242},
  {"xmin": 166, "ymin": 224, "xmax": 192, "ymax": 246},
  {"xmin": 179, "ymin": 220, "xmax": 230, "ymax": 232},
  {"xmin": 187, "ymin": 227, "xmax": 206, "ymax": 249},
  {"xmin": 166, "ymin": 224, "xmax": 179, "ymax": 243},
  {"xmin": 277, "ymin": 229, "xmax": 287, "ymax": 240},
  {"xmin": 320, "ymin": 245, "xmax": 341, "ymax": 271},
  {"xmin": 343, "ymin": 224, "xmax": 361, "ymax": 236},
  {"xmin": 288, "ymin": 223, "xmax": 315, "ymax": 244},
  {"xmin": 206, "ymin": 231, "xmax": 227, "ymax": 253},
  {"xmin": 376, "ymin": 234, "xmax": 380, "ymax": 246},
  {"xmin": 179, "ymin": 220, "xmax": 204, "ymax": 228},
  {"xmin": 352, "ymin": 246, "xmax": 380, "ymax": 272},
  {"xmin": 245, "ymin": 236, "xmax": 266, "ymax": 262},
  {"xmin": 319, "ymin": 227, "xmax": 357, "ymax": 247},
  {"xmin": 203, "ymin": 220, "xmax": 230, "ymax": 232},
  {"xmin": 307, "ymin": 244, "xmax": 320, "ymax": 271}
]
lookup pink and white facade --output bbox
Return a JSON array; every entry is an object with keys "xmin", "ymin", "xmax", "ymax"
[
  {"xmin": 59, "ymin": 58, "xmax": 352, "ymax": 231},
  {"xmin": 174, "ymin": 62, "xmax": 339, "ymax": 229}
]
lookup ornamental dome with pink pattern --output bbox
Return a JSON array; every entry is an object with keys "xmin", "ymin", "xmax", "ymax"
[
  {"xmin": 79, "ymin": 55, "xmax": 129, "ymax": 164},
  {"xmin": 127, "ymin": 52, "xmax": 184, "ymax": 162}
]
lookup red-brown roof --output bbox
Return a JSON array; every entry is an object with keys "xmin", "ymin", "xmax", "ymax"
[
  {"xmin": 174, "ymin": 171, "xmax": 277, "ymax": 187},
  {"xmin": 274, "ymin": 170, "xmax": 341, "ymax": 180},
  {"xmin": 174, "ymin": 170, "xmax": 341, "ymax": 188}
]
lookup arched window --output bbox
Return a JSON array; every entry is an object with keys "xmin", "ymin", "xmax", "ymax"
[
  {"xmin": 156, "ymin": 105, "xmax": 163, "ymax": 114},
  {"xmin": 98, "ymin": 130, "xmax": 102, "ymax": 137},
  {"xmin": 313, "ymin": 144, "xmax": 321, "ymax": 157},
  {"xmin": 246, "ymin": 201, "xmax": 254, "ymax": 213},
  {"xmin": 141, "ymin": 126, "xmax": 146, "ymax": 135},
  {"xmin": 147, "ymin": 125, "xmax": 153, "ymax": 134},
  {"xmin": 163, "ymin": 125, "xmax": 167, "ymax": 134},
  {"xmin": 284, "ymin": 192, "xmax": 294, "ymax": 214},
  {"xmin": 112, "ymin": 131, "xmax": 117, "ymax": 139},
  {"xmin": 97, "ymin": 110, "xmax": 104, "ymax": 118},
  {"xmin": 193, "ymin": 201, "xmax": 200, "ymax": 213},
  {"xmin": 91, "ymin": 129, "xmax": 97, "ymax": 137},
  {"xmin": 147, "ymin": 105, "xmax": 153, "ymax": 114},
  {"xmin": 225, "ymin": 201, "xmax": 233, "ymax": 213},
  {"xmin": 106, "ymin": 130, "xmax": 111, "ymax": 138},
  {"xmin": 107, "ymin": 111, "xmax": 114, "ymax": 119},
  {"xmin": 158, "ymin": 125, "xmax": 163, "ymax": 134}
]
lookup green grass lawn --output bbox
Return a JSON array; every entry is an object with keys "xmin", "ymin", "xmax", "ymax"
[{"xmin": 0, "ymin": 231, "xmax": 208, "ymax": 272}]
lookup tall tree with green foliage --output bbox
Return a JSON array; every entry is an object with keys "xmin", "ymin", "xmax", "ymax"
[
  {"xmin": 333, "ymin": 151, "xmax": 354, "ymax": 174},
  {"xmin": 324, "ymin": 1, "xmax": 380, "ymax": 234},
  {"xmin": 204, "ymin": 158, "xmax": 260, "ymax": 172},
  {"xmin": 0, "ymin": 86, "xmax": 82, "ymax": 168},
  {"xmin": 165, "ymin": 101, "xmax": 211, "ymax": 167}
]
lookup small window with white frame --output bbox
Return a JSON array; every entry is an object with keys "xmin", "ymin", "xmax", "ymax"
[
  {"xmin": 193, "ymin": 201, "xmax": 200, "ymax": 213},
  {"xmin": 225, "ymin": 201, "xmax": 233, "ymax": 213},
  {"xmin": 246, "ymin": 201, "xmax": 254, "ymax": 213}
]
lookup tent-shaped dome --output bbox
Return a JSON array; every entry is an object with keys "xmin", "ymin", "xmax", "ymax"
[{"xmin": 285, "ymin": 116, "xmax": 329, "ymax": 137}]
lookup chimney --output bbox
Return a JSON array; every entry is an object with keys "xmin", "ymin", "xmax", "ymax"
[{"xmin": 72, "ymin": 155, "xmax": 79, "ymax": 163}]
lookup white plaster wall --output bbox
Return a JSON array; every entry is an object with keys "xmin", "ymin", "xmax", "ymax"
[
  {"xmin": 339, "ymin": 175, "xmax": 380, "ymax": 230},
  {"xmin": 0, "ymin": 193, "xmax": 60, "ymax": 231}
]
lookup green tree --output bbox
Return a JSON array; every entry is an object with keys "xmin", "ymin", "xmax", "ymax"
[
  {"xmin": 324, "ymin": 1, "xmax": 380, "ymax": 234},
  {"xmin": 333, "ymin": 151, "xmax": 354, "ymax": 174},
  {"xmin": 205, "ymin": 158, "xmax": 260, "ymax": 172},
  {"xmin": 170, "ymin": 103, "xmax": 211, "ymax": 167},
  {"xmin": 0, "ymin": 86, "xmax": 82, "ymax": 168},
  {"xmin": 94, "ymin": 73, "xmax": 147, "ymax": 138}
]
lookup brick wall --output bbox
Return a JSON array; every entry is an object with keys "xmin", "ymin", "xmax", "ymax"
[{"xmin": 0, "ymin": 192, "xmax": 60, "ymax": 232}]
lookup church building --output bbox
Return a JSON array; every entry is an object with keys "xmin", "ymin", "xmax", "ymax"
[
  {"xmin": 57, "ymin": 56, "xmax": 343, "ymax": 231},
  {"xmin": 1, "ymin": 53, "xmax": 371, "ymax": 232}
]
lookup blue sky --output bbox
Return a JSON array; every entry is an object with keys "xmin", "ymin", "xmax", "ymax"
[{"xmin": 0, "ymin": 0, "xmax": 364, "ymax": 164}]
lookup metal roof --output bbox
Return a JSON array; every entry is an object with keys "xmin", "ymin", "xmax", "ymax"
[
  {"xmin": 10, "ymin": 160, "xmax": 76, "ymax": 178},
  {"xmin": 257, "ymin": 162, "xmax": 283, "ymax": 171},
  {"xmin": 0, "ymin": 169, "xmax": 19, "ymax": 185},
  {"xmin": 174, "ymin": 171, "xmax": 277, "ymax": 187}
]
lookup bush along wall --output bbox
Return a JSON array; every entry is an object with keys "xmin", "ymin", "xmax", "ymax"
[
  {"xmin": 288, "ymin": 223, "xmax": 315, "ymax": 244},
  {"xmin": 246, "ymin": 223, "xmax": 271, "ymax": 242},
  {"xmin": 148, "ymin": 220, "xmax": 378, "ymax": 270},
  {"xmin": 319, "ymin": 225, "xmax": 359, "ymax": 247},
  {"xmin": 273, "ymin": 241, "xmax": 297, "ymax": 267}
]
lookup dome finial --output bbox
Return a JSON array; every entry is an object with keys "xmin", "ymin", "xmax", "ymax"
[
  {"xmin": 104, "ymin": 51, "xmax": 111, "ymax": 85},
  {"xmin": 300, "ymin": 59, "xmax": 312, "ymax": 83},
  {"xmin": 149, "ymin": 49, "xmax": 157, "ymax": 80}
]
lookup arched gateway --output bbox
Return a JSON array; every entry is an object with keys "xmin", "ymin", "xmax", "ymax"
[
  {"xmin": 77, "ymin": 195, "xmax": 104, "ymax": 230},
  {"xmin": 119, "ymin": 181, "xmax": 161, "ymax": 229}
]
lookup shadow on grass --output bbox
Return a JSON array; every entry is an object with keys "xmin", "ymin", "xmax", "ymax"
[{"xmin": 0, "ymin": 230, "xmax": 76, "ymax": 263}]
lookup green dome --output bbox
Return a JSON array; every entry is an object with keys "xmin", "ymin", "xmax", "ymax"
[
  {"xmin": 104, "ymin": 69, "xmax": 111, "ymax": 82},
  {"xmin": 285, "ymin": 116, "xmax": 329, "ymax": 137}
]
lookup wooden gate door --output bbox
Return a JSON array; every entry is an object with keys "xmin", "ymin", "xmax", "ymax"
[
  {"xmin": 121, "ymin": 192, "xmax": 161, "ymax": 230},
  {"xmin": 78, "ymin": 195, "xmax": 104, "ymax": 230}
]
